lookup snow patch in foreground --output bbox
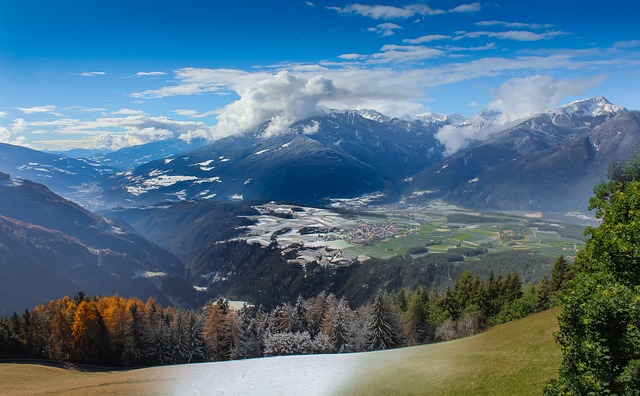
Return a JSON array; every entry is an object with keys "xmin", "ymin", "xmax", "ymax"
[{"xmin": 161, "ymin": 352, "xmax": 364, "ymax": 395}]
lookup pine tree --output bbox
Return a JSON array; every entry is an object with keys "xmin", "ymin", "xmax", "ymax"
[
  {"xmin": 366, "ymin": 290, "xmax": 402, "ymax": 350},
  {"xmin": 184, "ymin": 310, "xmax": 205, "ymax": 363},
  {"xmin": 404, "ymin": 290, "xmax": 428, "ymax": 346},
  {"xmin": 535, "ymin": 275, "xmax": 550, "ymax": 312},
  {"xmin": 170, "ymin": 310, "xmax": 191, "ymax": 364},
  {"xmin": 549, "ymin": 255, "xmax": 571, "ymax": 295},
  {"xmin": 121, "ymin": 301, "xmax": 146, "ymax": 366}
]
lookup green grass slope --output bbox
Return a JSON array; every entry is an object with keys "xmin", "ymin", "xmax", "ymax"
[
  {"xmin": 0, "ymin": 307, "xmax": 561, "ymax": 395},
  {"xmin": 342, "ymin": 307, "xmax": 561, "ymax": 396}
]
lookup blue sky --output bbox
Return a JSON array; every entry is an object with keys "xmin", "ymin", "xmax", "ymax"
[{"xmin": 0, "ymin": 0, "xmax": 638, "ymax": 150}]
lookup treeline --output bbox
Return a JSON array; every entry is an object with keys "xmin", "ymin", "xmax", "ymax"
[{"xmin": 0, "ymin": 257, "xmax": 572, "ymax": 367}]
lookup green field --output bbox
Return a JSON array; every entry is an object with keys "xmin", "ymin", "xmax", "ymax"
[
  {"xmin": 341, "ymin": 307, "xmax": 562, "ymax": 396},
  {"xmin": 342, "ymin": 202, "xmax": 586, "ymax": 259},
  {"xmin": 0, "ymin": 307, "xmax": 562, "ymax": 395}
]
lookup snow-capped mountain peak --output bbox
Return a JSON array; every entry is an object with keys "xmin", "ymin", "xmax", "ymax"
[{"xmin": 556, "ymin": 96, "xmax": 626, "ymax": 118}]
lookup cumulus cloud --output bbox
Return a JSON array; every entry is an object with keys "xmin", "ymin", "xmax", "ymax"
[
  {"xmin": 79, "ymin": 71, "xmax": 107, "ymax": 77},
  {"xmin": 0, "ymin": 111, "xmax": 7, "ymax": 118},
  {"xmin": 487, "ymin": 74, "xmax": 606, "ymax": 115},
  {"xmin": 435, "ymin": 74, "xmax": 607, "ymax": 154},
  {"xmin": 213, "ymin": 72, "xmax": 335, "ymax": 138},
  {"xmin": 11, "ymin": 115, "xmax": 211, "ymax": 150},
  {"xmin": 368, "ymin": 23, "xmax": 402, "ymax": 36},
  {"xmin": 302, "ymin": 120, "xmax": 321, "ymax": 135},
  {"xmin": 0, "ymin": 118, "xmax": 29, "ymax": 146}
]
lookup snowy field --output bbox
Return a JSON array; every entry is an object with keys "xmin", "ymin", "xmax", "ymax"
[{"xmin": 156, "ymin": 353, "xmax": 365, "ymax": 395}]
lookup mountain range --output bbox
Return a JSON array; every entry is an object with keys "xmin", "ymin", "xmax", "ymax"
[
  {"xmin": 2, "ymin": 96, "xmax": 634, "ymax": 213},
  {"xmin": 2, "ymin": 96, "xmax": 639, "ymax": 312},
  {"xmin": 0, "ymin": 172, "xmax": 199, "ymax": 315}
]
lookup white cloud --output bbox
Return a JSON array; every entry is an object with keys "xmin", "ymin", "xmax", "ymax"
[
  {"xmin": 328, "ymin": 2, "xmax": 480, "ymax": 19},
  {"xmin": 450, "ymin": 2, "xmax": 481, "ymax": 13},
  {"xmin": 328, "ymin": 3, "xmax": 444, "ymax": 19},
  {"xmin": 213, "ymin": 72, "xmax": 335, "ymax": 138},
  {"xmin": 435, "ymin": 74, "xmax": 607, "ymax": 154},
  {"xmin": 132, "ymin": 68, "xmax": 250, "ymax": 98},
  {"xmin": 112, "ymin": 108, "xmax": 146, "ymax": 116},
  {"xmin": 0, "ymin": 111, "xmax": 7, "ymax": 118},
  {"xmin": 79, "ymin": 107, "xmax": 107, "ymax": 112},
  {"xmin": 475, "ymin": 20, "xmax": 554, "ymax": 29},
  {"xmin": 0, "ymin": 118, "xmax": 29, "ymax": 146},
  {"xmin": 338, "ymin": 53, "xmax": 367, "ymax": 60},
  {"xmin": 614, "ymin": 40, "xmax": 640, "ymax": 48},
  {"xmin": 135, "ymin": 71, "xmax": 167, "ymax": 77},
  {"xmin": 438, "ymin": 43, "xmax": 497, "ymax": 52},
  {"xmin": 302, "ymin": 120, "xmax": 320, "ymax": 135},
  {"xmin": 454, "ymin": 30, "xmax": 566, "ymax": 41},
  {"xmin": 305, "ymin": 1, "xmax": 316, "ymax": 7},
  {"xmin": 368, "ymin": 23, "xmax": 402, "ymax": 37},
  {"xmin": 487, "ymin": 74, "xmax": 606, "ymax": 115},
  {"xmin": 118, "ymin": 44, "xmax": 637, "ymax": 148},
  {"xmin": 370, "ymin": 45, "xmax": 444, "ymax": 63},
  {"xmin": 11, "ymin": 115, "xmax": 211, "ymax": 150},
  {"xmin": 403, "ymin": 34, "xmax": 451, "ymax": 44},
  {"xmin": 79, "ymin": 71, "xmax": 107, "ymax": 77},
  {"xmin": 173, "ymin": 109, "xmax": 220, "ymax": 119},
  {"xmin": 15, "ymin": 105, "xmax": 63, "ymax": 116}
]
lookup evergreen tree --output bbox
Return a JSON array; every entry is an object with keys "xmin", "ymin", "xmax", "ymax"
[
  {"xmin": 549, "ymin": 256, "xmax": 571, "ymax": 296},
  {"xmin": 535, "ymin": 275, "xmax": 550, "ymax": 312},
  {"xmin": 366, "ymin": 290, "xmax": 402, "ymax": 350},
  {"xmin": 232, "ymin": 306, "xmax": 264, "ymax": 359},
  {"xmin": 404, "ymin": 290, "xmax": 428, "ymax": 345},
  {"xmin": 121, "ymin": 301, "xmax": 146, "ymax": 366},
  {"xmin": 547, "ymin": 161, "xmax": 640, "ymax": 395},
  {"xmin": 291, "ymin": 296, "xmax": 309, "ymax": 333},
  {"xmin": 184, "ymin": 310, "xmax": 206, "ymax": 363}
]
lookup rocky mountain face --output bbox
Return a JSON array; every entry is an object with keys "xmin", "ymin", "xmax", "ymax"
[
  {"xmin": 101, "ymin": 109, "xmax": 458, "ymax": 206},
  {"xmin": 408, "ymin": 98, "xmax": 633, "ymax": 211},
  {"xmin": 0, "ymin": 172, "xmax": 198, "ymax": 315}
]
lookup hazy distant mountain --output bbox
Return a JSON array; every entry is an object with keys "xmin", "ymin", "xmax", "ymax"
[
  {"xmin": 408, "ymin": 98, "xmax": 633, "ymax": 211},
  {"xmin": 103, "ymin": 109, "xmax": 458, "ymax": 206},
  {"xmin": 0, "ymin": 172, "xmax": 198, "ymax": 314},
  {"xmin": 0, "ymin": 143, "xmax": 110, "ymax": 195},
  {"xmin": 88, "ymin": 138, "xmax": 207, "ymax": 170}
]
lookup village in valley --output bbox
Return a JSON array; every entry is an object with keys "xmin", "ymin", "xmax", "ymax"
[{"xmin": 231, "ymin": 199, "xmax": 587, "ymax": 268}]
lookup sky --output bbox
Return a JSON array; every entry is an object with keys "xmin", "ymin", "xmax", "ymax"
[{"xmin": 0, "ymin": 0, "xmax": 638, "ymax": 151}]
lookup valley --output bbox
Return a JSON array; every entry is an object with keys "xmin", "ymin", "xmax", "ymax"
[{"xmin": 223, "ymin": 199, "xmax": 589, "ymax": 268}]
